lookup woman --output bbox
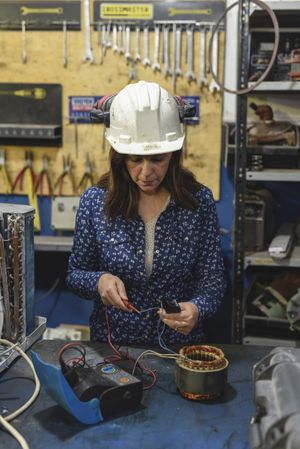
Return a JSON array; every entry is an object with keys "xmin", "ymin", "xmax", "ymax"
[{"xmin": 66, "ymin": 81, "xmax": 226, "ymax": 345}]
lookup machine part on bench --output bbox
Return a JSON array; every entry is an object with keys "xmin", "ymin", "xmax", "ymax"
[{"xmin": 175, "ymin": 345, "xmax": 228, "ymax": 400}]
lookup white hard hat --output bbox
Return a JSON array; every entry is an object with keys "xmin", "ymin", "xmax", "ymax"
[{"xmin": 105, "ymin": 81, "xmax": 185, "ymax": 155}]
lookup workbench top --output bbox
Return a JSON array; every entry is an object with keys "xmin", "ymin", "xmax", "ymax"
[{"xmin": 0, "ymin": 342, "xmax": 270, "ymax": 449}]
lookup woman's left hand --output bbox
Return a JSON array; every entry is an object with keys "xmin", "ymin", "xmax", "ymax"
[{"xmin": 158, "ymin": 302, "xmax": 199, "ymax": 335}]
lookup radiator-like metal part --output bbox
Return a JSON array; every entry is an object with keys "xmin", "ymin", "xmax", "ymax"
[
  {"xmin": 251, "ymin": 347, "xmax": 300, "ymax": 449},
  {"xmin": 0, "ymin": 203, "xmax": 46, "ymax": 372}
]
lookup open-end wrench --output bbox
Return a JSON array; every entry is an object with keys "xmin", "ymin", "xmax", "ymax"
[
  {"xmin": 162, "ymin": 25, "xmax": 171, "ymax": 78},
  {"xmin": 98, "ymin": 23, "xmax": 106, "ymax": 64},
  {"xmin": 20, "ymin": 6, "xmax": 63, "ymax": 15},
  {"xmin": 112, "ymin": 24, "xmax": 118, "ymax": 52},
  {"xmin": 198, "ymin": 26, "xmax": 208, "ymax": 88},
  {"xmin": 105, "ymin": 22, "xmax": 112, "ymax": 49},
  {"xmin": 125, "ymin": 25, "xmax": 131, "ymax": 64},
  {"xmin": 83, "ymin": 0, "xmax": 93, "ymax": 62},
  {"xmin": 63, "ymin": 20, "xmax": 68, "ymax": 67},
  {"xmin": 142, "ymin": 25, "xmax": 151, "ymax": 67},
  {"xmin": 151, "ymin": 25, "xmax": 160, "ymax": 72},
  {"xmin": 185, "ymin": 25, "xmax": 196, "ymax": 82},
  {"xmin": 118, "ymin": 25, "xmax": 124, "ymax": 55},
  {"xmin": 175, "ymin": 25, "xmax": 183, "ymax": 76},
  {"xmin": 209, "ymin": 28, "xmax": 220, "ymax": 93},
  {"xmin": 134, "ymin": 25, "xmax": 141, "ymax": 62},
  {"xmin": 21, "ymin": 20, "xmax": 27, "ymax": 64}
]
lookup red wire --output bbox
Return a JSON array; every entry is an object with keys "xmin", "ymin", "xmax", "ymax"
[
  {"xmin": 105, "ymin": 306, "xmax": 122, "ymax": 359},
  {"xmin": 142, "ymin": 367, "xmax": 157, "ymax": 390}
]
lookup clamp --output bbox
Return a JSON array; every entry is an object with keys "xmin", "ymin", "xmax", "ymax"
[
  {"xmin": 35, "ymin": 155, "xmax": 53, "ymax": 196},
  {"xmin": 54, "ymin": 155, "xmax": 76, "ymax": 195},
  {"xmin": 0, "ymin": 150, "xmax": 12, "ymax": 194},
  {"xmin": 77, "ymin": 153, "xmax": 94, "ymax": 192}
]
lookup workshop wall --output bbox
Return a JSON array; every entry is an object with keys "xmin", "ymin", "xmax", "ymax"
[{"xmin": 0, "ymin": 5, "xmax": 224, "ymax": 206}]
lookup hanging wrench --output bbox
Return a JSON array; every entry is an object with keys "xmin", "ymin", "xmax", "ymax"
[
  {"xmin": 175, "ymin": 25, "xmax": 183, "ymax": 76},
  {"xmin": 98, "ymin": 23, "xmax": 106, "ymax": 64},
  {"xmin": 133, "ymin": 25, "xmax": 141, "ymax": 62},
  {"xmin": 125, "ymin": 25, "xmax": 131, "ymax": 64},
  {"xmin": 118, "ymin": 25, "xmax": 124, "ymax": 55},
  {"xmin": 21, "ymin": 20, "xmax": 27, "ymax": 64},
  {"xmin": 162, "ymin": 25, "xmax": 171, "ymax": 78},
  {"xmin": 63, "ymin": 20, "xmax": 68, "ymax": 67},
  {"xmin": 185, "ymin": 25, "xmax": 196, "ymax": 82},
  {"xmin": 151, "ymin": 25, "xmax": 160, "ymax": 72},
  {"xmin": 209, "ymin": 28, "xmax": 220, "ymax": 93},
  {"xmin": 83, "ymin": 0, "xmax": 94, "ymax": 62},
  {"xmin": 105, "ymin": 22, "xmax": 112, "ymax": 49},
  {"xmin": 142, "ymin": 25, "xmax": 151, "ymax": 67},
  {"xmin": 112, "ymin": 24, "xmax": 118, "ymax": 52},
  {"xmin": 198, "ymin": 26, "xmax": 208, "ymax": 88}
]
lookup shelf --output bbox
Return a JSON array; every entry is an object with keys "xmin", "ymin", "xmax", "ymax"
[
  {"xmin": 245, "ymin": 245, "xmax": 300, "ymax": 268},
  {"xmin": 248, "ymin": 81, "xmax": 300, "ymax": 91},
  {"xmin": 34, "ymin": 235, "xmax": 73, "ymax": 252},
  {"xmin": 246, "ymin": 169, "xmax": 300, "ymax": 181}
]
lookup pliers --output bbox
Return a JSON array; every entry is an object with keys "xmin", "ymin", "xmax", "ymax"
[
  {"xmin": 12, "ymin": 151, "xmax": 36, "ymax": 192},
  {"xmin": 77, "ymin": 153, "xmax": 94, "ymax": 192},
  {"xmin": 35, "ymin": 155, "xmax": 53, "ymax": 196},
  {"xmin": 54, "ymin": 154, "xmax": 76, "ymax": 195},
  {"xmin": 0, "ymin": 150, "xmax": 12, "ymax": 194}
]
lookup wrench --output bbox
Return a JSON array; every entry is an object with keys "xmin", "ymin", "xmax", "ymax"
[
  {"xmin": 21, "ymin": 20, "xmax": 27, "ymax": 64},
  {"xmin": 105, "ymin": 22, "xmax": 112, "ymax": 49},
  {"xmin": 63, "ymin": 20, "xmax": 68, "ymax": 67},
  {"xmin": 125, "ymin": 25, "xmax": 131, "ymax": 64},
  {"xmin": 209, "ymin": 29, "xmax": 221, "ymax": 93},
  {"xmin": 142, "ymin": 25, "xmax": 151, "ymax": 67},
  {"xmin": 185, "ymin": 25, "xmax": 196, "ymax": 82},
  {"xmin": 162, "ymin": 25, "xmax": 171, "ymax": 78},
  {"xmin": 151, "ymin": 25, "xmax": 160, "ymax": 72},
  {"xmin": 97, "ymin": 23, "xmax": 106, "ymax": 64},
  {"xmin": 112, "ymin": 24, "xmax": 118, "ymax": 52},
  {"xmin": 129, "ymin": 60, "xmax": 137, "ymax": 80},
  {"xmin": 134, "ymin": 25, "xmax": 141, "ymax": 62},
  {"xmin": 198, "ymin": 26, "xmax": 208, "ymax": 88},
  {"xmin": 175, "ymin": 25, "xmax": 182, "ymax": 76},
  {"xmin": 118, "ymin": 25, "xmax": 124, "ymax": 55},
  {"xmin": 20, "ymin": 6, "xmax": 63, "ymax": 15},
  {"xmin": 83, "ymin": 0, "xmax": 94, "ymax": 62}
]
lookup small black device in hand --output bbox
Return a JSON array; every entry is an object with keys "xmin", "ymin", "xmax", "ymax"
[{"xmin": 161, "ymin": 299, "xmax": 181, "ymax": 314}]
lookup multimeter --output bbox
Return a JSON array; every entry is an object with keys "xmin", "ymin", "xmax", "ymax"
[{"xmin": 161, "ymin": 299, "xmax": 181, "ymax": 313}]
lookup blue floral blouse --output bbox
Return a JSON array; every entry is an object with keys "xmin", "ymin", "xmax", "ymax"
[{"xmin": 66, "ymin": 185, "xmax": 226, "ymax": 345}]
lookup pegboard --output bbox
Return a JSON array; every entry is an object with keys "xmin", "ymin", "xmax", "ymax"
[{"xmin": 0, "ymin": 0, "xmax": 224, "ymax": 200}]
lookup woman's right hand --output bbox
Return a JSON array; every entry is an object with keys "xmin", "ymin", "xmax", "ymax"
[{"xmin": 97, "ymin": 273, "xmax": 130, "ymax": 312}]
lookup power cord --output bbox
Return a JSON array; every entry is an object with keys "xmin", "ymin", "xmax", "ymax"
[{"xmin": 0, "ymin": 339, "xmax": 40, "ymax": 449}]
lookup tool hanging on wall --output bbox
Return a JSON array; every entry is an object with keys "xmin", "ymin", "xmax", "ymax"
[
  {"xmin": 118, "ymin": 25, "xmax": 124, "ymax": 55},
  {"xmin": 63, "ymin": 20, "xmax": 68, "ymax": 67},
  {"xmin": 77, "ymin": 153, "xmax": 94, "ymax": 193},
  {"xmin": 198, "ymin": 26, "xmax": 208, "ymax": 88},
  {"xmin": 162, "ymin": 24, "xmax": 171, "ymax": 78},
  {"xmin": 54, "ymin": 154, "xmax": 76, "ymax": 195},
  {"xmin": 112, "ymin": 23, "xmax": 118, "ymax": 53},
  {"xmin": 208, "ymin": 26, "xmax": 221, "ymax": 94},
  {"xmin": 185, "ymin": 24, "xmax": 196, "ymax": 82},
  {"xmin": 172, "ymin": 23, "xmax": 177, "ymax": 93},
  {"xmin": 152, "ymin": 25, "xmax": 161, "ymax": 72},
  {"xmin": 125, "ymin": 25, "xmax": 132, "ymax": 64},
  {"xmin": 21, "ymin": 20, "xmax": 27, "ymax": 63},
  {"xmin": 143, "ymin": 25, "xmax": 151, "ymax": 67},
  {"xmin": 35, "ymin": 155, "xmax": 53, "ymax": 196},
  {"xmin": 12, "ymin": 152, "xmax": 41, "ymax": 231},
  {"xmin": 175, "ymin": 25, "xmax": 183, "ymax": 78},
  {"xmin": 0, "ymin": 150, "xmax": 12, "ymax": 194},
  {"xmin": 134, "ymin": 25, "xmax": 141, "ymax": 62},
  {"xmin": 83, "ymin": 0, "xmax": 93, "ymax": 63}
]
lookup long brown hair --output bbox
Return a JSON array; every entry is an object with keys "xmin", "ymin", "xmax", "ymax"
[{"xmin": 97, "ymin": 148, "xmax": 202, "ymax": 219}]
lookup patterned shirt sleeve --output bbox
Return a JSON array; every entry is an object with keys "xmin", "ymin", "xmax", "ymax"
[
  {"xmin": 189, "ymin": 189, "xmax": 226, "ymax": 320},
  {"xmin": 66, "ymin": 189, "xmax": 105, "ymax": 300}
]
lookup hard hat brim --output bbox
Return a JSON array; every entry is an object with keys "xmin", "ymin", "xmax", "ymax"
[{"xmin": 107, "ymin": 136, "xmax": 185, "ymax": 155}]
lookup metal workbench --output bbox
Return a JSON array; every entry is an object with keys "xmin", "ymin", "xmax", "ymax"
[{"xmin": 0, "ymin": 341, "xmax": 270, "ymax": 449}]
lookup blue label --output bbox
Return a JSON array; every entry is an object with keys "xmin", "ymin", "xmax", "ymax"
[
  {"xmin": 182, "ymin": 95, "xmax": 200, "ymax": 125},
  {"xmin": 69, "ymin": 96, "xmax": 102, "ymax": 123}
]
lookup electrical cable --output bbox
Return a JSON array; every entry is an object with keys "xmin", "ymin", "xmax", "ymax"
[
  {"xmin": 208, "ymin": 0, "xmax": 280, "ymax": 95},
  {"xmin": 0, "ymin": 339, "xmax": 40, "ymax": 449},
  {"xmin": 34, "ymin": 277, "xmax": 60, "ymax": 303}
]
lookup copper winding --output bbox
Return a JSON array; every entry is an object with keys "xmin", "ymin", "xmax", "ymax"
[
  {"xmin": 178, "ymin": 345, "xmax": 228, "ymax": 372},
  {"xmin": 175, "ymin": 345, "xmax": 229, "ymax": 401}
]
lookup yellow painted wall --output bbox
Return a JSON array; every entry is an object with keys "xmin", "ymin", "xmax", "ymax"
[{"xmin": 0, "ymin": 5, "xmax": 224, "ymax": 199}]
